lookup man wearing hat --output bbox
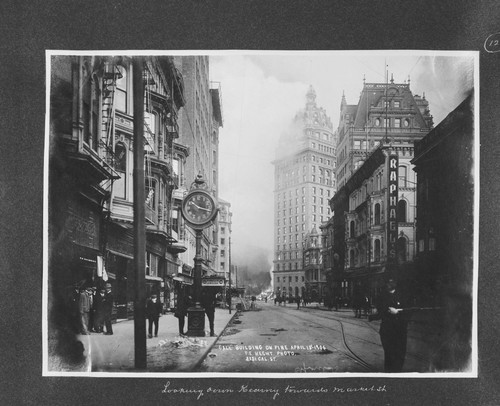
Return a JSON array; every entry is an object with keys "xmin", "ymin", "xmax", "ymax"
[
  {"xmin": 373, "ymin": 279, "xmax": 409, "ymax": 372},
  {"xmin": 101, "ymin": 283, "xmax": 114, "ymax": 335},
  {"xmin": 78, "ymin": 287, "xmax": 93, "ymax": 334},
  {"xmin": 146, "ymin": 294, "xmax": 163, "ymax": 338}
]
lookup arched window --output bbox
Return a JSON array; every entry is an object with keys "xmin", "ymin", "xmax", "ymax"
[
  {"xmin": 397, "ymin": 237, "xmax": 407, "ymax": 263},
  {"xmin": 374, "ymin": 203, "xmax": 381, "ymax": 225},
  {"xmin": 350, "ymin": 220, "xmax": 355, "ymax": 238},
  {"xmin": 374, "ymin": 239, "xmax": 381, "ymax": 262},
  {"xmin": 397, "ymin": 200, "xmax": 407, "ymax": 223}
]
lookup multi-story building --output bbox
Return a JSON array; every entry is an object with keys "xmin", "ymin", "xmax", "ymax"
[
  {"xmin": 412, "ymin": 94, "xmax": 474, "ymax": 304},
  {"xmin": 272, "ymin": 86, "xmax": 337, "ymax": 301},
  {"xmin": 335, "ymin": 76, "xmax": 433, "ymax": 188},
  {"xmin": 49, "ymin": 55, "xmax": 186, "ymax": 326},
  {"xmin": 329, "ymin": 77, "xmax": 433, "ymax": 304},
  {"xmin": 411, "ymin": 93, "xmax": 474, "ymax": 371},
  {"xmin": 173, "ymin": 56, "xmax": 223, "ymax": 288},
  {"xmin": 216, "ymin": 198, "xmax": 232, "ymax": 281},
  {"xmin": 302, "ymin": 226, "xmax": 325, "ymax": 301}
]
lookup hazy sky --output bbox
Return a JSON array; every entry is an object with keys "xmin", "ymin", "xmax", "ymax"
[{"xmin": 209, "ymin": 51, "xmax": 475, "ymax": 267}]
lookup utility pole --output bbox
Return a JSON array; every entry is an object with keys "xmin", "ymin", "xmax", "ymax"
[{"xmin": 133, "ymin": 57, "xmax": 147, "ymax": 370}]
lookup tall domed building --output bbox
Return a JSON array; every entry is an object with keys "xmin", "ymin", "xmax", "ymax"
[{"xmin": 271, "ymin": 86, "xmax": 337, "ymax": 302}]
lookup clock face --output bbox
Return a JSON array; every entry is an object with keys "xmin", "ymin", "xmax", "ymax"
[{"xmin": 182, "ymin": 191, "xmax": 216, "ymax": 226}]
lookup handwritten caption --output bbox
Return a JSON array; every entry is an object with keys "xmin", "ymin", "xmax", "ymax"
[
  {"xmin": 217, "ymin": 344, "xmax": 328, "ymax": 362},
  {"xmin": 162, "ymin": 381, "xmax": 387, "ymax": 400}
]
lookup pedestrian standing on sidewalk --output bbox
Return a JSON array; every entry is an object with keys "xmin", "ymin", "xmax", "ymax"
[
  {"xmin": 174, "ymin": 286, "xmax": 190, "ymax": 336},
  {"xmin": 370, "ymin": 279, "xmax": 408, "ymax": 372},
  {"xmin": 94, "ymin": 288, "xmax": 105, "ymax": 333},
  {"xmin": 201, "ymin": 288, "xmax": 216, "ymax": 337},
  {"xmin": 296, "ymin": 295, "xmax": 301, "ymax": 309},
  {"xmin": 78, "ymin": 287, "xmax": 92, "ymax": 334},
  {"xmin": 146, "ymin": 294, "xmax": 163, "ymax": 338},
  {"xmin": 102, "ymin": 283, "xmax": 114, "ymax": 335},
  {"xmin": 88, "ymin": 287, "xmax": 96, "ymax": 332}
]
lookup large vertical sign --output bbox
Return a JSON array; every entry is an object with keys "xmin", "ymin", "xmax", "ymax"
[{"xmin": 387, "ymin": 154, "xmax": 399, "ymax": 266}]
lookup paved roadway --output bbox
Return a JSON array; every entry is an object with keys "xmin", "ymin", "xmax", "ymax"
[{"xmin": 198, "ymin": 300, "xmax": 431, "ymax": 373}]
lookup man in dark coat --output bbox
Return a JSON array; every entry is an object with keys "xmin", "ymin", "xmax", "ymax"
[
  {"xmin": 93, "ymin": 288, "xmax": 105, "ymax": 333},
  {"xmin": 373, "ymin": 279, "xmax": 409, "ymax": 372},
  {"xmin": 101, "ymin": 283, "xmax": 114, "ymax": 335},
  {"xmin": 201, "ymin": 289, "xmax": 216, "ymax": 337},
  {"xmin": 146, "ymin": 294, "xmax": 163, "ymax": 338},
  {"xmin": 174, "ymin": 287, "xmax": 190, "ymax": 336}
]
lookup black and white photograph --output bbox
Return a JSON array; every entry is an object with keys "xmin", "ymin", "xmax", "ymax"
[
  {"xmin": 44, "ymin": 51, "xmax": 478, "ymax": 377},
  {"xmin": 4, "ymin": 1, "xmax": 500, "ymax": 405}
]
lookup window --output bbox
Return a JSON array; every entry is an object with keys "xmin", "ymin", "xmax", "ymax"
[
  {"xmin": 397, "ymin": 200, "xmax": 407, "ymax": 222},
  {"xmin": 350, "ymin": 220, "xmax": 356, "ymax": 238},
  {"xmin": 221, "ymin": 250, "xmax": 225, "ymax": 257},
  {"xmin": 146, "ymin": 252, "xmax": 158, "ymax": 277},
  {"xmin": 115, "ymin": 65, "xmax": 128, "ymax": 112},
  {"xmin": 374, "ymin": 239, "xmax": 381, "ymax": 262},
  {"xmin": 404, "ymin": 118, "xmax": 410, "ymax": 127},
  {"xmin": 114, "ymin": 141, "xmax": 127, "ymax": 198},
  {"xmin": 394, "ymin": 118, "xmax": 401, "ymax": 128},
  {"xmin": 82, "ymin": 59, "xmax": 99, "ymax": 151},
  {"xmin": 394, "ymin": 101, "xmax": 400, "ymax": 108},
  {"xmin": 399, "ymin": 165, "xmax": 408, "ymax": 187},
  {"xmin": 374, "ymin": 203, "xmax": 381, "ymax": 225},
  {"xmin": 220, "ymin": 262, "xmax": 225, "ymax": 270},
  {"xmin": 172, "ymin": 208, "xmax": 179, "ymax": 233},
  {"xmin": 397, "ymin": 237, "xmax": 407, "ymax": 262},
  {"xmin": 429, "ymin": 237, "xmax": 436, "ymax": 251},
  {"xmin": 145, "ymin": 178, "xmax": 156, "ymax": 210},
  {"xmin": 221, "ymin": 227, "xmax": 225, "ymax": 234}
]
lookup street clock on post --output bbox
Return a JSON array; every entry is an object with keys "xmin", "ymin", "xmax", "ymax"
[
  {"xmin": 181, "ymin": 189, "xmax": 218, "ymax": 229},
  {"xmin": 181, "ymin": 174, "xmax": 219, "ymax": 337}
]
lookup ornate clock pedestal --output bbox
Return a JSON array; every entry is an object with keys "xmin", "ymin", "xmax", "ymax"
[{"xmin": 186, "ymin": 305, "xmax": 206, "ymax": 337}]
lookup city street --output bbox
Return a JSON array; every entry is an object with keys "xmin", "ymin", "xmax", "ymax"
[{"xmin": 198, "ymin": 300, "xmax": 436, "ymax": 373}]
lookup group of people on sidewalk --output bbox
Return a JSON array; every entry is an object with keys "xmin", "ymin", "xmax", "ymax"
[
  {"xmin": 70, "ymin": 283, "xmax": 114, "ymax": 335},
  {"xmin": 69, "ymin": 280, "xmax": 220, "ymax": 339},
  {"xmin": 150, "ymin": 286, "xmax": 217, "ymax": 338}
]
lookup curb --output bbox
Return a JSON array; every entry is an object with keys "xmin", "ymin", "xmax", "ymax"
[{"xmin": 190, "ymin": 310, "xmax": 239, "ymax": 371}]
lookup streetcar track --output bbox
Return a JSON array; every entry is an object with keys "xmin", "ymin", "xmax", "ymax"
[
  {"xmin": 273, "ymin": 305, "xmax": 432, "ymax": 371},
  {"xmin": 270, "ymin": 306, "xmax": 378, "ymax": 372}
]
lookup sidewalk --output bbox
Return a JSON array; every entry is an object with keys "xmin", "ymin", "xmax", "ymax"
[{"xmin": 79, "ymin": 308, "xmax": 236, "ymax": 372}]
